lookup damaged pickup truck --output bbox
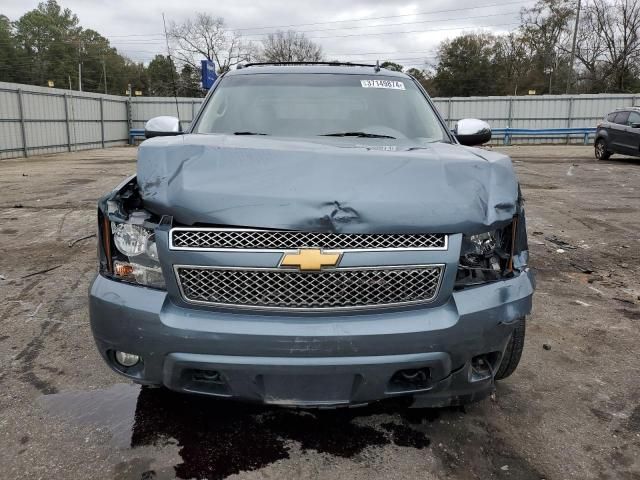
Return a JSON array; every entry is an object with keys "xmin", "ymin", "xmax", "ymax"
[{"xmin": 90, "ymin": 63, "xmax": 534, "ymax": 408}]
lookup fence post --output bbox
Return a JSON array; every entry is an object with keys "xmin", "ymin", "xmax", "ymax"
[
  {"xmin": 63, "ymin": 93, "xmax": 71, "ymax": 152},
  {"xmin": 191, "ymin": 101, "xmax": 195, "ymax": 124},
  {"xmin": 566, "ymin": 96, "xmax": 574, "ymax": 145},
  {"xmin": 126, "ymin": 99, "xmax": 133, "ymax": 145},
  {"xmin": 447, "ymin": 98, "xmax": 452, "ymax": 128},
  {"xmin": 16, "ymin": 89, "xmax": 28, "ymax": 158},
  {"xmin": 507, "ymin": 96, "xmax": 514, "ymax": 145},
  {"xmin": 100, "ymin": 98, "xmax": 105, "ymax": 149}
]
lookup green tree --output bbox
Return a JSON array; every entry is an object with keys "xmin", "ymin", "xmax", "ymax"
[
  {"xmin": 178, "ymin": 64, "xmax": 203, "ymax": 97},
  {"xmin": 13, "ymin": 0, "xmax": 81, "ymax": 87},
  {"xmin": 380, "ymin": 61, "xmax": 404, "ymax": 72},
  {"xmin": 147, "ymin": 55, "xmax": 177, "ymax": 96},
  {"xmin": 0, "ymin": 15, "xmax": 23, "ymax": 83},
  {"xmin": 433, "ymin": 33, "xmax": 499, "ymax": 96},
  {"xmin": 405, "ymin": 67, "xmax": 437, "ymax": 94}
]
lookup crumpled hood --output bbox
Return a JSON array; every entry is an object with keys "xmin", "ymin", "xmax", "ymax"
[{"xmin": 137, "ymin": 134, "xmax": 519, "ymax": 234}]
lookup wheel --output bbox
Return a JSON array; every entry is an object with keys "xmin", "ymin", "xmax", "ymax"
[
  {"xmin": 495, "ymin": 317, "xmax": 526, "ymax": 380},
  {"xmin": 595, "ymin": 138, "xmax": 611, "ymax": 160}
]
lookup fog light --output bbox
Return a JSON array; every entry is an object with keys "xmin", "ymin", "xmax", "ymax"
[{"xmin": 115, "ymin": 351, "xmax": 140, "ymax": 367}]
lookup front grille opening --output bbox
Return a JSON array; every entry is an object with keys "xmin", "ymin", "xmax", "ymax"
[
  {"xmin": 171, "ymin": 229, "xmax": 447, "ymax": 250},
  {"xmin": 175, "ymin": 265, "xmax": 443, "ymax": 310}
]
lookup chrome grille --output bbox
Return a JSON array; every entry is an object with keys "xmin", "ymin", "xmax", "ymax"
[
  {"xmin": 175, "ymin": 265, "xmax": 444, "ymax": 310},
  {"xmin": 171, "ymin": 229, "xmax": 447, "ymax": 250}
]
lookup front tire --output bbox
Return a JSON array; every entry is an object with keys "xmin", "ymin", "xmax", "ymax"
[
  {"xmin": 495, "ymin": 317, "xmax": 526, "ymax": 380},
  {"xmin": 595, "ymin": 138, "xmax": 611, "ymax": 160}
]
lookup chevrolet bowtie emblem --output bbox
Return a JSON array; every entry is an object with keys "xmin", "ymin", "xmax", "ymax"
[{"xmin": 280, "ymin": 248, "xmax": 342, "ymax": 271}]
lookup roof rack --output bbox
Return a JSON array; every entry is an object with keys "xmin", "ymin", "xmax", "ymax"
[{"xmin": 237, "ymin": 61, "xmax": 381, "ymax": 70}]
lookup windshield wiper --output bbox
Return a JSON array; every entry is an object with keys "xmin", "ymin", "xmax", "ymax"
[
  {"xmin": 320, "ymin": 131, "xmax": 396, "ymax": 139},
  {"xmin": 233, "ymin": 131, "xmax": 268, "ymax": 135}
]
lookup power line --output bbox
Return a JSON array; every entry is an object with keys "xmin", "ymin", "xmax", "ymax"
[
  {"xmin": 2, "ymin": 10, "xmax": 524, "ymax": 46},
  {"xmin": 238, "ymin": 11, "xmax": 523, "ymax": 36},
  {"xmin": 0, "ymin": 19, "xmax": 521, "ymax": 49},
  {"xmin": 87, "ymin": 0, "xmax": 532, "ymax": 37},
  {"xmin": 233, "ymin": 0, "xmax": 533, "ymax": 31}
]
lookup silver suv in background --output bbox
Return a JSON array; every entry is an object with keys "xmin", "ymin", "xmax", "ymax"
[{"xmin": 595, "ymin": 107, "xmax": 640, "ymax": 159}]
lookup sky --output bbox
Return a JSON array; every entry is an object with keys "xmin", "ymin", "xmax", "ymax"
[{"xmin": 1, "ymin": 0, "xmax": 531, "ymax": 69}]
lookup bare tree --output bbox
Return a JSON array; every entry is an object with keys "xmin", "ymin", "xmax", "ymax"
[
  {"xmin": 573, "ymin": 4, "xmax": 609, "ymax": 92},
  {"xmin": 169, "ymin": 14, "xmax": 256, "ymax": 73},
  {"xmin": 259, "ymin": 30, "xmax": 323, "ymax": 62},
  {"xmin": 520, "ymin": 0, "xmax": 575, "ymax": 92},
  {"xmin": 581, "ymin": 0, "xmax": 640, "ymax": 91}
]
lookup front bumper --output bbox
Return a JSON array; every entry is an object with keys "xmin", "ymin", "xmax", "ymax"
[{"xmin": 89, "ymin": 269, "xmax": 534, "ymax": 407}]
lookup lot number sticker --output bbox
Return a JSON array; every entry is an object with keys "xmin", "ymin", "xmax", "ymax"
[{"xmin": 361, "ymin": 79, "xmax": 405, "ymax": 90}]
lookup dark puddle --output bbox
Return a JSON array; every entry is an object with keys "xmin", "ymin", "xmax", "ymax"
[{"xmin": 39, "ymin": 384, "xmax": 449, "ymax": 480}]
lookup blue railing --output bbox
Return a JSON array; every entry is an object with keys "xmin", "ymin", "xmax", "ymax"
[
  {"xmin": 491, "ymin": 127, "xmax": 596, "ymax": 145},
  {"xmin": 129, "ymin": 128, "xmax": 145, "ymax": 144}
]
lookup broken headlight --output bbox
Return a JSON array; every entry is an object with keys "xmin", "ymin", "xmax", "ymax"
[
  {"xmin": 455, "ymin": 228, "xmax": 512, "ymax": 289},
  {"xmin": 102, "ymin": 219, "xmax": 166, "ymax": 289}
]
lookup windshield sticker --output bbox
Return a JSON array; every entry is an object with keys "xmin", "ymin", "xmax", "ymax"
[{"xmin": 360, "ymin": 79, "xmax": 405, "ymax": 90}]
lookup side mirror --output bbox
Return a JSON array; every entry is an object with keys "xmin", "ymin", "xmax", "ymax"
[
  {"xmin": 144, "ymin": 116, "xmax": 182, "ymax": 139},
  {"xmin": 630, "ymin": 122, "xmax": 640, "ymax": 129},
  {"xmin": 454, "ymin": 118, "xmax": 492, "ymax": 146}
]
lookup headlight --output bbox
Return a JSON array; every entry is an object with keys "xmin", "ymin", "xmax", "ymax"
[
  {"xmin": 104, "ymin": 220, "xmax": 166, "ymax": 289},
  {"xmin": 456, "ymin": 229, "xmax": 511, "ymax": 288},
  {"xmin": 460, "ymin": 231, "xmax": 503, "ymax": 270},
  {"xmin": 113, "ymin": 224, "xmax": 151, "ymax": 257}
]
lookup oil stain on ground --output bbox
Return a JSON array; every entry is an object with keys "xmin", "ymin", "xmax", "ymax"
[{"xmin": 39, "ymin": 384, "xmax": 433, "ymax": 480}]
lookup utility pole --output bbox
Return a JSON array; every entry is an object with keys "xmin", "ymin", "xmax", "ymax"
[
  {"xmin": 566, "ymin": 0, "xmax": 581, "ymax": 94},
  {"xmin": 162, "ymin": 12, "xmax": 181, "ymax": 121},
  {"xmin": 102, "ymin": 59, "xmax": 108, "ymax": 94},
  {"xmin": 77, "ymin": 39, "xmax": 84, "ymax": 92}
]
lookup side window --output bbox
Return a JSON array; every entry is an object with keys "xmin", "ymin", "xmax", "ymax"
[
  {"xmin": 614, "ymin": 111, "xmax": 630, "ymax": 124},
  {"xmin": 627, "ymin": 111, "xmax": 640, "ymax": 126},
  {"xmin": 607, "ymin": 112, "xmax": 617, "ymax": 122}
]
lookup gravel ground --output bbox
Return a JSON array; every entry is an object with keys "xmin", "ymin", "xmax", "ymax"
[{"xmin": 0, "ymin": 145, "xmax": 639, "ymax": 480}]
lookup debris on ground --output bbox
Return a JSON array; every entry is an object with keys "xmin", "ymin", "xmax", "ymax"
[
  {"xmin": 545, "ymin": 235, "xmax": 577, "ymax": 250},
  {"xmin": 573, "ymin": 300, "xmax": 591, "ymax": 307},
  {"xmin": 613, "ymin": 297, "xmax": 635, "ymax": 305},
  {"xmin": 571, "ymin": 263, "xmax": 594, "ymax": 274},
  {"xmin": 543, "ymin": 344, "xmax": 552, "ymax": 351},
  {"xmin": 68, "ymin": 233, "xmax": 96, "ymax": 247},
  {"xmin": 20, "ymin": 265, "xmax": 62, "ymax": 279}
]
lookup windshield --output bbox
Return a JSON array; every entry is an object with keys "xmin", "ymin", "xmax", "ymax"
[{"xmin": 194, "ymin": 73, "xmax": 449, "ymax": 143}]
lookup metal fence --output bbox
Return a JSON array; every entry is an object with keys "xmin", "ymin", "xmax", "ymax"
[
  {"xmin": 0, "ymin": 82, "xmax": 129, "ymax": 159},
  {"xmin": 129, "ymin": 97, "xmax": 203, "ymax": 132},
  {"xmin": 2, "ymin": 80, "xmax": 639, "ymax": 159},
  {"xmin": 434, "ymin": 93, "xmax": 640, "ymax": 131},
  {"xmin": 435, "ymin": 93, "xmax": 640, "ymax": 144}
]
